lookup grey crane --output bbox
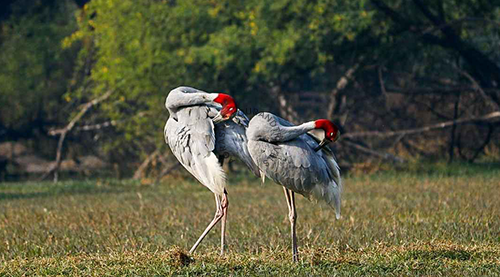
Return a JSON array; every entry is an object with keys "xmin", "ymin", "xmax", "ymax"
[
  {"xmin": 164, "ymin": 86, "xmax": 259, "ymax": 255},
  {"xmin": 246, "ymin": 112, "xmax": 342, "ymax": 262}
]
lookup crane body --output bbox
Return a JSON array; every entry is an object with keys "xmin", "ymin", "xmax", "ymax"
[
  {"xmin": 247, "ymin": 112, "xmax": 342, "ymax": 261},
  {"xmin": 164, "ymin": 86, "xmax": 258, "ymax": 254}
]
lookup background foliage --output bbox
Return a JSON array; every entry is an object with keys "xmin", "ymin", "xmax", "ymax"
[
  {"xmin": 1, "ymin": 0, "xmax": 499, "ymax": 179},
  {"xmin": 0, "ymin": 0, "xmax": 78, "ymax": 152}
]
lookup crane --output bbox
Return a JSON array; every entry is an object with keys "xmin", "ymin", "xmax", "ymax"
[
  {"xmin": 246, "ymin": 112, "xmax": 342, "ymax": 262},
  {"xmin": 164, "ymin": 86, "xmax": 259, "ymax": 255}
]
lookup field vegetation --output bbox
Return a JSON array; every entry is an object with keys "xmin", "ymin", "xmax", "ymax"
[{"xmin": 1, "ymin": 163, "xmax": 499, "ymax": 275}]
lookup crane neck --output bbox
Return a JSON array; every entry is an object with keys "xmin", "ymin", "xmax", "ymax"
[
  {"xmin": 278, "ymin": 121, "xmax": 316, "ymax": 142},
  {"xmin": 166, "ymin": 91, "xmax": 219, "ymax": 115}
]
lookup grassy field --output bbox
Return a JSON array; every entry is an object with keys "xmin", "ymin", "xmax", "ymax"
[{"xmin": 1, "ymin": 164, "xmax": 499, "ymax": 276}]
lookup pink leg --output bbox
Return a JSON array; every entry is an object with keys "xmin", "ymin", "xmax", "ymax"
[
  {"xmin": 220, "ymin": 189, "xmax": 229, "ymax": 255},
  {"xmin": 283, "ymin": 187, "xmax": 299, "ymax": 262},
  {"xmin": 189, "ymin": 193, "xmax": 225, "ymax": 254},
  {"xmin": 290, "ymin": 191, "xmax": 298, "ymax": 262}
]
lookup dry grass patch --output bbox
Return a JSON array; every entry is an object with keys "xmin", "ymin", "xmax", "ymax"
[{"xmin": 1, "ymin": 165, "xmax": 499, "ymax": 275}]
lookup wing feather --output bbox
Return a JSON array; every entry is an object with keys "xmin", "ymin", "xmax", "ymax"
[
  {"xmin": 165, "ymin": 106, "xmax": 226, "ymax": 195},
  {"xmin": 204, "ymin": 106, "xmax": 260, "ymax": 177},
  {"xmin": 247, "ymin": 114, "xmax": 343, "ymax": 218}
]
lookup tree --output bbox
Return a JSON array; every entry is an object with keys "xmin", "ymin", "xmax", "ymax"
[
  {"xmin": 56, "ymin": 0, "xmax": 500, "ymax": 175},
  {"xmin": 0, "ymin": 0, "xmax": 79, "ymax": 156}
]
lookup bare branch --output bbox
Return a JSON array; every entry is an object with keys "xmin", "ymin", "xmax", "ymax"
[
  {"xmin": 340, "ymin": 140, "xmax": 406, "ymax": 163},
  {"xmin": 156, "ymin": 163, "xmax": 182, "ymax": 183},
  {"xmin": 40, "ymin": 90, "xmax": 113, "ymax": 182},
  {"xmin": 378, "ymin": 66, "xmax": 388, "ymax": 95},
  {"xmin": 49, "ymin": 120, "xmax": 119, "ymax": 135},
  {"xmin": 327, "ymin": 63, "xmax": 359, "ymax": 119},
  {"xmin": 386, "ymin": 86, "xmax": 474, "ymax": 96},
  {"xmin": 343, "ymin": 111, "xmax": 500, "ymax": 139},
  {"xmin": 469, "ymin": 124, "xmax": 494, "ymax": 162},
  {"xmin": 451, "ymin": 65, "xmax": 500, "ymax": 111},
  {"xmin": 133, "ymin": 149, "xmax": 159, "ymax": 180},
  {"xmin": 270, "ymin": 86, "xmax": 301, "ymax": 124},
  {"xmin": 48, "ymin": 111, "xmax": 150, "ymax": 136}
]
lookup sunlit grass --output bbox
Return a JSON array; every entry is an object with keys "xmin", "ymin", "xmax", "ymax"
[{"xmin": 1, "ymin": 166, "xmax": 499, "ymax": 275}]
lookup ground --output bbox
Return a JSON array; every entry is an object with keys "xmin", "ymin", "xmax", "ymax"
[{"xmin": 0, "ymin": 164, "xmax": 499, "ymax": 276}]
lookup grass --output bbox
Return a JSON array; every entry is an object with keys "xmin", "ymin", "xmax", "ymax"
[{"xmin": 0, "ymin": 165, "xmax": 499, "ymax": 276}]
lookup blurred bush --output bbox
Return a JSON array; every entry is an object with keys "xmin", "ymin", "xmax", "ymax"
[{"xmin": 1, "ymin": 0, "xmax": 499, "ymax": 179}]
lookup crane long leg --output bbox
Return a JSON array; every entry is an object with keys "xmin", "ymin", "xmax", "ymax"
[
  {"xmin": 189, "ymin": 193, "xmax": 225, "ymax": 254},
  {"xmin": 283, "ymin": 187, "xmax": 292, "ymax": 212},
  {"xmin": 290, "ymin": 191, "xmax": 298, "ymax": 262},
  {"xmin": 220, "ymin": 189, "xmax": 229, "ymax": 255},
  {"xmin": 218, "ymin": 156, "xmax": 229, "ymax": 255},
  {"xmin": 283, "ymin": 187, "xmax": 299, "ymax": 262}
]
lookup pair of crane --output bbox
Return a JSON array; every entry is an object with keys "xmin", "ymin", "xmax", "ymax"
[{"xmin": 164, "ymin": 86, "xmax": 342, "ymax": 262}]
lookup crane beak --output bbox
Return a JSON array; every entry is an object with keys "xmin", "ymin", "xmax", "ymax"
[
  {"xmin": 334, "ymin": 130, "xmax": 341, "ymax": 142},
  {"xmin": 213, "ymin": 109, "xmax": 237, "ymax": 124},
  {"xmin": 314, "ymin": 139, "xmax": 329, "ymax": 152},
  {"xmin": 212, "ymin": 112, "xmax": 225, "ymax": 124}
]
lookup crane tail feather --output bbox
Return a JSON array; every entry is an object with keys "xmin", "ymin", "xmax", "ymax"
[
  {"xmin": 310, "ymin": 179, "xmax": 342, "ymax": 220},
  {"xmin": 206, "ymin": 154, "xmax": 226, "ymax": 196}
]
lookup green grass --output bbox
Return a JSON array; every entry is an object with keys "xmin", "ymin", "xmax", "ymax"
[{"xmin": 1, "ymin": 166, "xmax": 499, "ymax": 276}]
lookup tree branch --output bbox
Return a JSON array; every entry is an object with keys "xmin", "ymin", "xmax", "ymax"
[
  {"xmin": 340, "ymin": 140, "xmax": 406, "ymax": 163},
  {"xmin": 343, "ymin": 111, "xmax": 500, "ymax": 138},
  {"xmin": 469, "ymin": 124, "xmax": 494, "ymax": 162},
  {"xmin": 133, "ymin": 150, "xmax": 159, "ymax": 180},
  {"xmin": 156, "ymin": 163, "xmax": 182, "ymax": 183},
  {"xmin": 40, "ymin": 90, "xmax": 113, "ymax": 182},
  {"xmin": 451, "ymin": 64, "xmax": 500, "ymax": 111},
  {"xmin": 411, "ymin": 0, "xmax": 500, "ymax": 88},
  {"xmin": 372, "ymin": 0, "xmax": 500, "ymax": 88},
  {"xmin": 378, "ymin": 66, "xmax": 388, "ymax": 95},
  {"xmin": 327, "ymin": 63, "xmax": 359, "ymax": 119},
  {"xmin": 270, "ymin": 86, "xmax": 301, "ymax": 124},
  {"xmin": 49, "ymin": 120, "xmax": 118, "ymax": 135}
]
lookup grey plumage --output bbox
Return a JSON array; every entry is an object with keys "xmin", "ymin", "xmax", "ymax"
[
  {"xmin": 247, "ymin": 112, "xmax": 342, "ymax": 261},
  {"xmin": 165, "ymin": 86, "xmax": 215, "ymax": 120},
  {"xmin": 164, "ymin": 86, "xmax": 260, "ymax": 195},
  {"xmin": 212, "ymin": 109, "xmax": 261, "ymax": 177},
  {"xmin": 165, "ymin": 105, "xmax": 225, "ymax": 195},
  {"xmin": 247, "ymin": 112, "xmax": 342, "ymax": 219},
  {"xmin": 164, "ymin": 86, "xmax": 260, "ymax": 254}
]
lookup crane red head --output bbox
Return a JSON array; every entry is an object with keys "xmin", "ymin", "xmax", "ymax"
[
  {"xmin": 315, "ymin": 119, "xmax": 340, "ymax": 142},
  {"xmin": 212, "ymin": 93, "xmax": 237, "ymax": 123},
  {"xmin": 313, "ymin": 119, "xmax": 340, "ymax": 151}
]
